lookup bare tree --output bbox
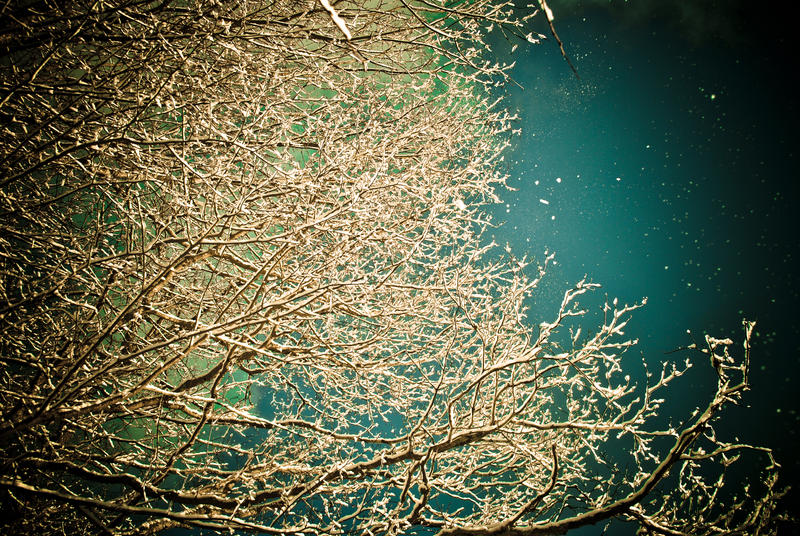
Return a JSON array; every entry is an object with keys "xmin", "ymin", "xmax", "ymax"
[{"xmin": 0, "ymin": 0, "xmax": 789, "ymax": 534}]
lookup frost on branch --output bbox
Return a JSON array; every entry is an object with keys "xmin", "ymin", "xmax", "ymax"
[{"xmin": 0, "ymin": 0, "xmax": 789, "ymax": 535}]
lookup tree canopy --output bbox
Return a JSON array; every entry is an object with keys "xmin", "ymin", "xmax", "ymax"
[{"xmin": 0, "ymin": 0, "xmax": 789, "ymax": 534}]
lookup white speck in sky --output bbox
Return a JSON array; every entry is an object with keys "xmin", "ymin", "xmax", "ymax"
[
  {"xmin": 534, "ymin": 180, "xmax": 540, "ymax": 185},
  {"xmin": 556, "ymin": 177, "xmax": 562, "ymax": 183},
  {"xmin": 551, "ymin": 215, "xmax": 555, "ymax": 220},
  {"xmin": 616, "ymin": 177, "xmax": 621, "ymax": 182},
  {"xmin": 539, "ymin": 199, "xmax": 549, "ymax": 205}
]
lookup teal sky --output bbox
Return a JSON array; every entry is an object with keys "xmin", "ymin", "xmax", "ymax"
[{"xmin": 488, "ymin": 0, "xmax": 800, "ymax": 527}]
